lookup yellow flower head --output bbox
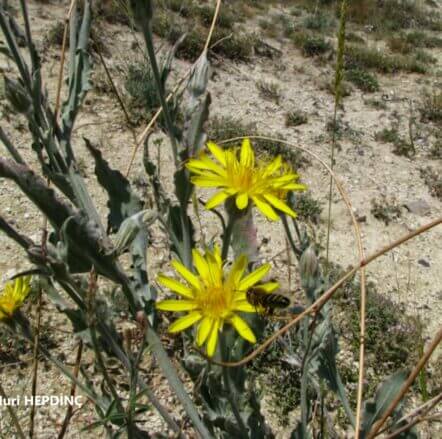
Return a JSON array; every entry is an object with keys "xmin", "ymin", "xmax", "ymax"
[
  {"xmin": 0, "ymin": 276, "xmax": 32, "ymax": 320},
  {"xmin": 156, "ymin": 247, "xmax": 279, "ymax": 357},
  {"xmin": 186, "ymin": 138, "xmax": 306, "ymax": 221}
]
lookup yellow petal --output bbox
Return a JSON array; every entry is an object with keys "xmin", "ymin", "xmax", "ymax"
[
  {"xmin": 169, "ymin": 311, "xmax": 202, "ymax": 333},
  {"xmin": 207, "ymin": 141, "xmax": 226, "ymax": 166},
  {"xmin": 191, "ymin": 176, "xmax": 225, "ymax": 188},
  {"xmin": 280, "ymin": 183, "xmax": 307, "ymax": 191},
  {"xmin": 239, "ymin": 263, "xmax": 271, "ymax": 291},
  {"xmin": 196, "ymin": 316, "xmax": 213, "ymax": 346},
  {"xmin": 206, "ymin": 250, "xmax": 222, "ymax": 285},
  {"xmin": 257, "ymin": 281, "xmax": 279, "ymax": 292},
  {"xmin": 192, "ymin": 249, "xmax": 209, "ymax": 280},
  {"xmin": 233, "ymin": 300, "xmax": 256, "ymax": 313},
  {"xmin": 213, "ymin": 245, "xmax": 223, "ymax": 268},
  {"xmin": 156, "ymin": 300, "xmax": 199, "ymax": 312},
  {"xmin": 240, "ymin": 138, "xmax": 254, "ymax": 167},
  {"xmin": 264, "ymin": 194, "xmax": 297, "ymax": 218},
  {"xmin": 206, "ymin": 190, "xmax": 232, "ymax": 209},
  {"xmin": 206, "ymin": 318, "xmax": 220, "ymax": 357},
  {"xmin": 229, "ymin": 314, "xmax": 256, "ymax": 343},
  {"xmin": 157, "ymin": 275, "xmax": 194, "ymax": 299},
  {"xmin": 236, "ymin": 192, "xmax": 249, "ymax": 210},
  {"xmin": 226, "ymin": 254, "xmax": 248, "ymax": 288},
  {"xmin": 262, "ymin": 155, "xmax": 282, "ymax": 177},
  {"xmin": 171, "ymin": 260, "xmax": 200, "ymax": 290},
  {"xmin": 252, "ymin": 196, "xmax": 280, "ymax": 221}
]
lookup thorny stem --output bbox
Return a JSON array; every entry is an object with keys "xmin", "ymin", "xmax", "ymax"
[
  {"xmin": 0, "ymin": 381, "xmax": 26, "ymax": 439},
  {"xmin": 367, "ymin": 326, "xmax": 442, "ymax": 439},
  {"xmin": 204, "ymin": 217, "xmax": 441, "ymax": 367}
]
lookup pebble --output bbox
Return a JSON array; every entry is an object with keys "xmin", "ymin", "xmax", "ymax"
[
  {"xmin": 404, "ymin": 199, "xmax": 431, "ymax": 216},
  {"xmin": 418, "ymin": 258, "xmax": 430, "ymax": 268}
]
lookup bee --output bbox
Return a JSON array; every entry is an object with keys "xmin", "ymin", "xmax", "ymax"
[{"xmin": 246, "ymin": 287, "xmax": 290, "ymax": 316}]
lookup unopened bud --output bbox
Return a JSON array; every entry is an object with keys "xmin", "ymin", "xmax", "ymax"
[{"xmin": 299, "ymin": 244, "xmax": 319, "ymax": 281}]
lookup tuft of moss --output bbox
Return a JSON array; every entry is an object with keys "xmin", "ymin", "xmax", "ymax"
[{"xmin": 345, "ymin": 68, "xmax": 379, "ymax": 92}]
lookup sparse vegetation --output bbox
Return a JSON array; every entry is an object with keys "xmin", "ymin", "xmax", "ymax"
[
  {"xmin": 293, "ymin": 192, "xmax": 322, "ymax": 224},
  {"xmin": 292, "ymin": 32, "xmax": 332, "ymax": 57},
  {"xmin": 371, "ymin": 195, "xmax": 402, "ymax": 225},
  {"xmin": 345, "ymin": 68, "xmax": 379, "ymax": 92},
  {"xmin": 419, "ymin": 89, "xmax": 442, "ymax": 124},
  {"xmin": 420, "ymin": 167, "xmax": 442, "ymax": 200},
  {"xmin": 345, "ymin": 44, "xmax": 427, "ymax": 74},
  {"xmin": 256, "ymin": 80, "xmax": 281, "ymax": 104},
  {"xmin": 375, "ymin": 126, "xmax": 415, "ymax": 157},
  {"xmin": 285, "ymin": 110, "xmax": 308, "ymax": 127}
]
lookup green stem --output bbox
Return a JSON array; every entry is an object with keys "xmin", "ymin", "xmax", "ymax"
[
  {"xmin": 141, "ymin": 21, "xmax": 178, "ymax": 164},
  {"xmin": 220, "ymin": 336, "xmax": 249, "ymax": 436},
  {"xmin": 282, "ymin": 214, "xmax": 300, "ymax": 258},
  {"xmin": 221, "ymin": 214, "xmax": 236, "ymax": 261}
]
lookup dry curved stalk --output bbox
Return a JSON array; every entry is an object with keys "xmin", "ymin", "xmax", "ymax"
[
  {"xmin": 198, "ymin": 217, "xmax": 441, "ymax": 367},
  {"xmin": 367, "ymin": 326, "xmax": 442, "ymax": 439},
  {"xmin": 381, "ymin": 393, "xmax": 442, "ymax": 439}
]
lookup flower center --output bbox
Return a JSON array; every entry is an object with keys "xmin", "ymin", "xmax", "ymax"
[{"xmin": 196, "ymin": 286, "xmax": 232, "ymax": 318}]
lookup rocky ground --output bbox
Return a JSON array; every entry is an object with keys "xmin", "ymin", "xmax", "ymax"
[{"xmin": 0, "ymin": 0, "xmax": 441, "ymax": 437}]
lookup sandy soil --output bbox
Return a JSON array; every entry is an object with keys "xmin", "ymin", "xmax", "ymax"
[{"xmin": 0, "ymin": 1, "xmax": 441, "ymax": 437}]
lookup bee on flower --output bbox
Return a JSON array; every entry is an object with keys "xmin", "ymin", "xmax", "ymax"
[
  {"xmin": 186, "ymin": 138, "xmax": 306, "ymax": 221},
  {"xmin": 0, "ymin": 276, "xmax": 32, "ymax": 321},
  {"xmin": 156, "ymin": 246, "xmax": 279, "ymax": 357}
]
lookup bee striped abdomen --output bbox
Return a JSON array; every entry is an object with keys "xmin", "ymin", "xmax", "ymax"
[{"xmin": 246, "ymin": 288, "xmax": 290, "ymax": 314}]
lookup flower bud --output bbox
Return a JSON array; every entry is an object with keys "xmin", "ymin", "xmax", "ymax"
[{"xmin": 299, "ymin": 244, "xmax": 319, "ymax": 282}]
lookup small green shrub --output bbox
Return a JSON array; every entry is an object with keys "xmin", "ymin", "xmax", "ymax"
[
  {"xmin": 345, "ymin": 68, "xmax": 379, "ymax": 92},
  {"xmin": 196, "ymin": 4, "xmax": 235, "ymax": 29},
  {"xmin": 165, "ymin": 0, "xmax": 194, "ymax": 17},
  {"xmin": 292, "ymin": 32, "xmax": 332, "ymax": 57},
  {"xmin": 44, "ymin": 21, "xmax": 65, "ymax": 46},
  {"xmin": 420, "ymin": 167, "xmax": 442, "ymax": 200},
  {"xmin": 345, "ymin": 44, "xmax": 427, "ymax": 74},
  {"xmin": 124, "ymin": 62, "xmax": 179, "ymax": 129},
  {"xmin": 375, "ymin": 127, "xmax": 414, "ymax": 157},
  {"xmin": 364, "ymin": 98, "xmax": 387, "ymax": 110},
  {"xmin": 285, "ymin": 110, "xmax": 308, "ymax": 127},
  {"xmin": 256, "ymin": 80, "xmax": 281, "ymax": 104},
  {"xmin": 405, "ymin": 30, "xmax": 442, "ymax": 48},
  {"xmin": 303, "ymin": 11, "xmax": 335, "ymax": 31},
  {"xmin": 430, "ymin": 139, "xmax": 442, "ymax": 159},
  {"xmin": 420, "ymin": 89, "xmax": 442, "ymax": 124},
  {"xmin": 370, "ymin": 196, "xmax": 402, "ymax": 225},
  {"xmin": 293, "ymin": 192, "xmax": 322, "ymax": 224}
]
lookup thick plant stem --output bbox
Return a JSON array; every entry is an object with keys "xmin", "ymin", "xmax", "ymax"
[
  {"xmin": 220, "ymin": 336, "xmax": 248, "ymax": 436},
  {"xmin": 221, "ymin": 214, "xmax": 236, "ymax": 261}
]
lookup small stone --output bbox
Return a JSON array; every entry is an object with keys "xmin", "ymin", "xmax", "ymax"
[
  {"xmin": 404, "ymin": 199, "xmax": 431, "ymax": 216},
  {"xmin": 418, "ymin": 259, "xmax": 430, "ymax": 268}
]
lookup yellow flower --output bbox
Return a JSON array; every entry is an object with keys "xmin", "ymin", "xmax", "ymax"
[
  {"xmin": 156, "ymin": 247, "xmax": 278, "ymax": 357},
  {"xmin": 186, "ymin": 138, "xmax": 306, "ymax": 221},
  {"xmin": 0, "ymin": 276, "xmax": 32, "ymax": 320}
]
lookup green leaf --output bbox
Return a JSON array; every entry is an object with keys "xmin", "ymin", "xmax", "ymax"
[
  {"xmin": 361, "ymin": 370, "xmax": 409, "ymax": 437},
  {"xmin": 84, "ymin": 138, "xmax": 143, "ymax": 232}
]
